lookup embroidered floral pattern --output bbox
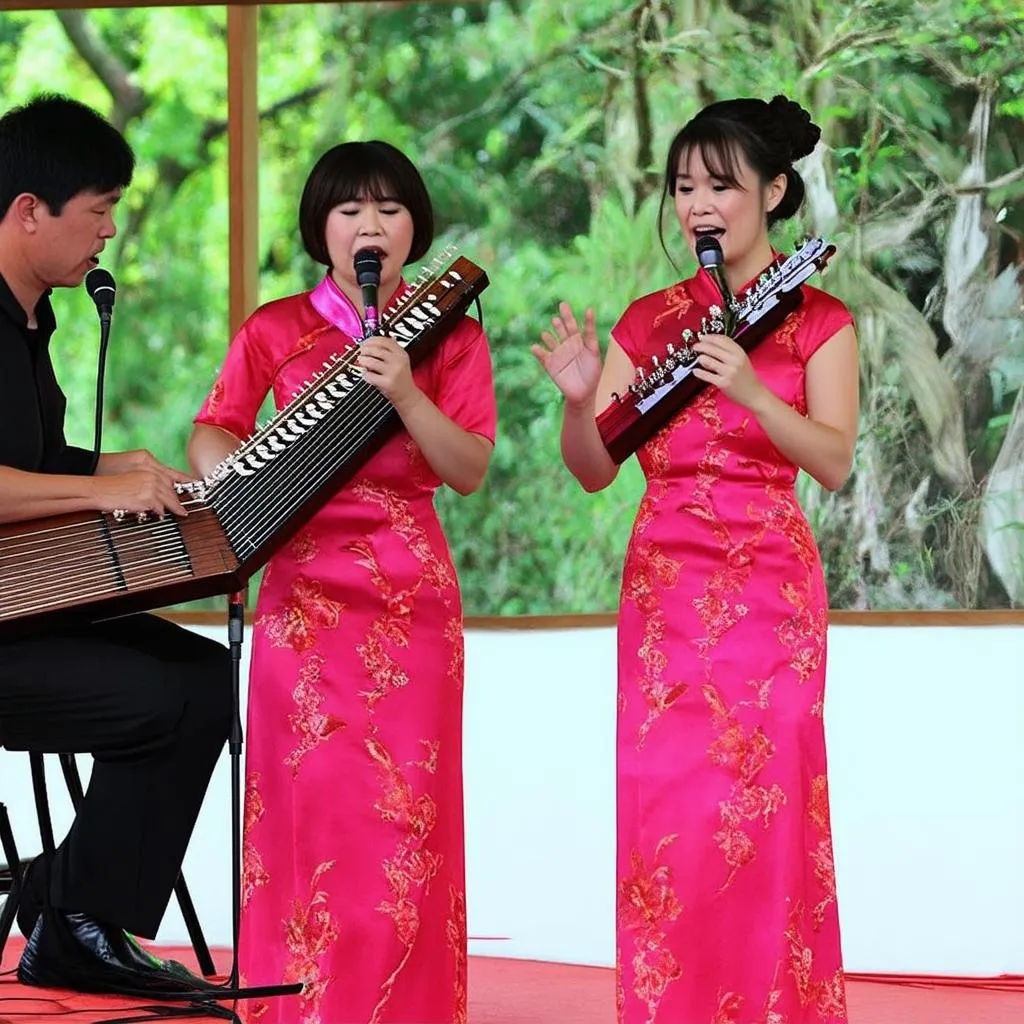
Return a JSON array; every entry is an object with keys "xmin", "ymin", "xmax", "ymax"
[
  {"xmin": 206, "ymin": 378, "xmax": 225, "ymax": 416},
  {"xmin": 288, "ymin": 529, "xmax": 320, "ymax": 566},
  {"xmin": 618, "ymin": 837, "xmax": 684, "ymax": 1022},
  {"xmin": 403, "ymin": 435, "xmax": 432, "ymax": 487},
  {"xmin": 624, "ymin": 427, "xmax": 685, "ymax": 746},
  {"xmin": 445, "ymin": 615, "xmax": 464, "ymax": 686},
  {"xmin": 349, "ymin": 495, "xmax": 461, "ymax": 1023},
  {"xmin": 712, "ymin": 991, "xmax": 745, "ymax": 1024},
  {"xmin": 446, "ymin": 886, "xmax": 469, "ymax": 1024},
  {"xmin": 785, "ymin": 903, "xmax": 847, "ymax": 1019},
  {"xmin": 366, "ymin": 732, "xmax": 444, "ymax": 1023},
  {"xmin": 808, "ymin": 775, "xmax": 839, "ymax": 930},
  {"xmin": 622, "ymin": 541, "xmax": 686, "ymax": 747},
  {"xmin": 704, "ymin": 683, "xmax": 788, "ymax": 888},
  {"xmin": 256, "ymin": 575, "xmax": 343, "ymax": 653},
  {"xmin": 354, "ymin": 481, "xmax": 456, "ymax": 593},
  {"xmin": 352, "ymin": 540, "xmax": 416, "ymax": 709},
  {"xmin": 242, "ymin": 772, "xmax": 269, "ymax": 910},
  {"xmin": 651, "ymin": 283, "xmax": 695, "ymax": 329},
  {"xmin": 284, "ymin": 654, "xmax": 346, "ymax": 778},
  {"xmin": 282, "ymin": 861, "xmax": 340, "ymax": 1024}
]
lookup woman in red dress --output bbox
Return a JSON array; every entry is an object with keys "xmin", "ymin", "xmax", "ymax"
[
  {"xmin": 190, "ymin": 141, "xmax": 496, "ymax": 1024},
  {"xmin": 535, "ymin": 96, "xmax": 859, "ymax": 1024}
]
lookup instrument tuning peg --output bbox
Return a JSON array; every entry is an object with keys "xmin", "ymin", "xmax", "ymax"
[
  {"xmin": 667, "ymin": 343, "xmax": 675, "ymax": 355},
  {"xmin": 651, "ymin": 355, "xmax": 659, "ymax": 368}
]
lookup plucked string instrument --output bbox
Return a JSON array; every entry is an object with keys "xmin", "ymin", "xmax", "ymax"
[
  {"xmin": 597, "ymin": 237, "xmax": 837, "ymax": 463},
  {"xmin": 0, "ymin": 248, "xmax": 488, "ymax": 636}
]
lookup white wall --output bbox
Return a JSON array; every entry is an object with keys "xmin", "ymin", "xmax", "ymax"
[{"xmin": 2, "ymin": 623, "xmax": 1022, "ymax": 976}]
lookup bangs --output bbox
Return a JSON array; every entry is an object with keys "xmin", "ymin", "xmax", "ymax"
[
  {"xmin": 666, "ymin": 118, "xmax": 750, "ymax": 194},
  {"xmin": 330, "ymin": 167, "xmax": 402, "ymax": 206},
  {"xmin": 318, "ymin": 142, "xmax": 420, "ymax": 209}
]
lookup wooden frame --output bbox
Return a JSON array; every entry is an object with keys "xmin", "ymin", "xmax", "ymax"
[{"xmin": 1, "ymin": 0, "xmax": 1019, "ymax": 628}]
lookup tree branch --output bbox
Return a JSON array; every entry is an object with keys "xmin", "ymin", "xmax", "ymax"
[
  {"xmin": 953, "ymin": 165, "xmax": 1024, "ymax": 194},
  {"xmin": 631, "ymin": 2, "xmax": 656, "ymax": 210},
  {"xmin": 800, "ymin": 28, "xmax": 898, "ymax": 80},
  {"xmin": 199, "ymin": 80, "xmax": 336, "ymax": 147},
  {"xmin": 56, "ymin": 11, "xmax": 147, "ymax": 130},
  {"xmin": 422, "ymin": 6, "xmax": 637, "ymax": 146}
]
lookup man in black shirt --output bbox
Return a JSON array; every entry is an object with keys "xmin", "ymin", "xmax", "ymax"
[{"xmin": 0, "ymin": 96, "xmax": 231, "ymax": 995}]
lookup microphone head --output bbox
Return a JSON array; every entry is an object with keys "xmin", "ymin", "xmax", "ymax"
[
  {"xmin": 85, "ymin": 267, "xmax": 116, "ymax": 312},
  {"xmin": 695, "ymin": 235, "xmax": 724, "ymax": 269},
  {"xmin": 353, "ymin": 248, "xmax": 382, "ymax": 286}
]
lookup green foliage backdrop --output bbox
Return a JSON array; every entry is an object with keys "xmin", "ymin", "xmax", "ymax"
[{"xmin": 1, "ymin": 1, "xmax": 1022, "ymax": 613}]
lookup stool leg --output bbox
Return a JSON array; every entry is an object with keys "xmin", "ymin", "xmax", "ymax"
[
  {"xmin": 57, "ymin": 753, "xmax": 217, "ymax": 978},
  {"xmin": 0, "ymin": 802, "xmax": 23, "ymax": 964},
  {"xmin": 29, "ymin": 752, "xmax": 55, "ymax": 856}
]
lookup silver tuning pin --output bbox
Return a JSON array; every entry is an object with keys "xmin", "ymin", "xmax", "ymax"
[
  {"xmin": 111, "ymin": 508, "xmax": 156, "ymax": 524},
  {"xmin": 680, "ymin": 329, "xmax": 696, "ymax": 360}
]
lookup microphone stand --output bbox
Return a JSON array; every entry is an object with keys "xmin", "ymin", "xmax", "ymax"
[{"xmin": 88, "ymin": 308, "xmax": 112, "ymax": 475}]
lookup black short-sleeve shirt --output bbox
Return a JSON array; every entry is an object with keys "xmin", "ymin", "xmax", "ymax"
[{"xmin": 0, "ymin": 272, "xmax": 94, "ymax": 475}]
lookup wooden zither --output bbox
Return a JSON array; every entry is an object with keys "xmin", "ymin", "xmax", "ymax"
[
  {"xmin": 0, "ymin": 249, "xmax": 489, "ymax": 637},
  {"xmin": 597, "ymin": 237, "xmax": 838, "ymax": 463}
]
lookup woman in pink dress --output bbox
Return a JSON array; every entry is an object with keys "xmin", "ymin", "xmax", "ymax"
[
  {"xmin": 534, "ymin": 96, "xmax": 859, "ymax": 1023},
  {"xmin": 188, "ymin": 142, "xmax": 496, "ymax": 1024}
]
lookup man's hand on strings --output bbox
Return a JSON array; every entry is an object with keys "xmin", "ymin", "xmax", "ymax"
[
  {"xmin": 96, "ymin": 449, "xmax": 192, "ymax": 485},
  {"xmin": 93, "ymin": 468, "xmax": 189, "ymax": 518}
]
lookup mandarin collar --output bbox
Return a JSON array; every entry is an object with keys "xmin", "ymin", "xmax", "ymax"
[{"xmin": 309, "ymin": 272, "xmax": 409, "ymax": 338}]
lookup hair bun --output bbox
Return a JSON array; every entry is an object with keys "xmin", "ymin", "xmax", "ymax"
[{"xmin": 767, "ymin": 95, "xmax": 820, "ymax": 160}]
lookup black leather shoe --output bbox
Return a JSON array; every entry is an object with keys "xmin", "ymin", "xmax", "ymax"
[
  {"xmin": 118, "ymin": 930, "xmax": 218, "ymax": 988},
  {"xmin": 17, "ymin": 909, "xmax": 219, "ymax": 998}
]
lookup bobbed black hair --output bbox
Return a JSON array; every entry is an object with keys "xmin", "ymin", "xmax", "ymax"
[
  {"xmin": 0, "ymin": 94, "xmax": 135, "ymax": 218},
  {"xmin": 299, "ymin": 141, "xmax": 434, "ymax": 268}
]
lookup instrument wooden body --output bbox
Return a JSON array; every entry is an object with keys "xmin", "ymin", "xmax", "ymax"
[
  {"xmin": 0, "ymin": 252, "xmax": 489, "ymax": 637},
  {"xmin": 597, "ymin": 239, "xmax": 837, "ymax": 464}
]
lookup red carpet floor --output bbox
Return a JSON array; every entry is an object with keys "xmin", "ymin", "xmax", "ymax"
[{"xmin": 0, "ymin": 940, "xmax": 1022, "ymax": 1023}]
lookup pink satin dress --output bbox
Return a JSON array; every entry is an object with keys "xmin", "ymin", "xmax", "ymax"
[
  {"xmin": 195, "ymin": 274, "xmax": 496, "ymax": 1024},
  {"xmin": 611, "ymin": 267, "xmax": 853, "ymax": 1024}
]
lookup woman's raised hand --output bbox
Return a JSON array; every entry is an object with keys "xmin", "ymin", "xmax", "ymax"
[{"xmin": 532, "ymin": 302, "xmax": 603, "ymax": 409}]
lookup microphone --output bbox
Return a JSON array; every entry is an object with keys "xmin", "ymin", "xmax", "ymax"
[
  {"xmin": 83, "ymin": 267, "xmax": 116, "ymax": 475},
  {"xmin": 85, "ymin": 266, "xmax": 116, "ymax": 324},
  {"xmin": 353, "ymin": 248, "xmax": 382, "ymax": 337},
  {"xmin": 695, "ymin": 236, "xmax": 736, "ymax": 335}
]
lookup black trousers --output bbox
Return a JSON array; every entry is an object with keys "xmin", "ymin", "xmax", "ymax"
[{"xmin": 0, "ymin": 613, "xmax": 231, "ymax": 938}]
